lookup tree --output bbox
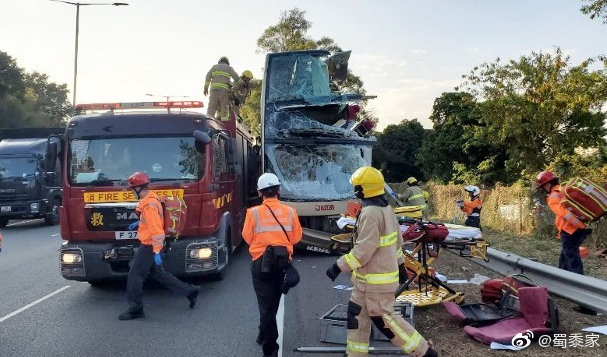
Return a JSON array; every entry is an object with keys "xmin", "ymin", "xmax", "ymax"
[
  {"xmin": 462, "ymin": 48, "xmax": 607, "ymax": 180},
  {"xmin": 242, "ymin": 8, "xmax": 368, "ymax": 131},
  {"xmin": 0, "ymin": 51, "xmax": 72, "ymax": 128},
  {"xmin": 372, "ymin": 119, "xmax": 426, "ymax": 182},
  {"xmin": 581, "ymin": 0, "xmax": 607, "ymax": 23}
]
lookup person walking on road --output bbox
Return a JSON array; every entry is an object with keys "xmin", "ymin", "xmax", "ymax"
[
  {"xmin": 242, "ymin": 173, "xmax": 303, "ymax": 357},
  {"xmin": 118, "ymin": 171, "xmax": 200, "ymax": 320},
  {"xmin": 204, "ymin": 56, "xmax": 242, "ymax": 121},
  {"xmin": 326, "ymin": 166, "xmax": 437, "ymax": 357},
  {"xmin": 457, "ymin": 185, "xmax": 482, "ymax": 229}
]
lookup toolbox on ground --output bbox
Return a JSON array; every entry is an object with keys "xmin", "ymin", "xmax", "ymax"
[{"xmin": 320, "ymin": 303, "xmax": 414, "ymax": 344}]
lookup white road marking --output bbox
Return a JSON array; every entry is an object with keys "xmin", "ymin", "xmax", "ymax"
[
  {"xmin": 51, "ymin": 233, "xmax": 60, "ymax": 237},
  {"xmin": 0, "ymin": 286, "xmax": 71, "ymax": 324},
  {"xmin": 6, "ymin": 219, "xmax": 39, "ymax": 227},
  {"xmin": 277, "ymin": 294, "xmax": 285, "ymax": 357}
]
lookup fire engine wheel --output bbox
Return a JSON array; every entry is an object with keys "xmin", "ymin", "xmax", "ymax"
[
  {"xmin": 0, "ymin": 217, "xmax": 9, "ymax": 228},
  {"xmin": 44, "ymin": 199, "xmax": 60, "ymax": 226}
]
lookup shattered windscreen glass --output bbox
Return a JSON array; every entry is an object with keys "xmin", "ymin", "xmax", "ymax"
[
  {"xmin": 265, "ymin": 143, "xmax": 371, "ymax": 201},
  {"xmin": 267, "ymin": 53, "xmax": 332, "ymax": 103}
]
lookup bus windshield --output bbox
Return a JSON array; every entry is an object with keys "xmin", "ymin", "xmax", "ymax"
[
  {"xmin": 69, "ymin": 137, "xmax": 203, "ymax": 185},
  {"xmin": 264, "ymin": 143, "xmax": 371, "ymax": 201}
]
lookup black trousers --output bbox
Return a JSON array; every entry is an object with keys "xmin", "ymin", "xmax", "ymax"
[
  {"xmin": 559, "ymin": 229, "xmax": 587, "ymax": 275},
  {"xmin": 251, "ymin": 257, "xmax": 283, "ymax": 355},
  {"xmin": 126, "ymin": 244, "xmax": 195, "ymax": 312},
  {"xmin": 465, "ymin": 216, "xmax": 481, "ymax": 229}
]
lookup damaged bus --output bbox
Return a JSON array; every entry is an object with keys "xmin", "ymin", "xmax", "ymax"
[{"xmin": 261, "ymin": 50, "xmax": 376, "ymax": 253}]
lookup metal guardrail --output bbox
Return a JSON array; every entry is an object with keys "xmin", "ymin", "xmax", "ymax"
[{"xmin": 470, "ymin": 248, "xmax": 607, "ymax": 314}]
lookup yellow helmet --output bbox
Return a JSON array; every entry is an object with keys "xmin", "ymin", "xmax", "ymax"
[
  {"xmin": 350, "ymin": 166, "xmax": 385, "ymax": 198},
  {"xmin": 242, "ymin": 70, "xmax": 253, "ymax": 80},
  {"xmin": 406, "ymin": 177, "xmax": 418, "ymax": 185}
]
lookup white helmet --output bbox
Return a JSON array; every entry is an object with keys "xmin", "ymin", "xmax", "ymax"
[
  {"xmin": 257, "ymin": 173, "xmax": 281, "ymax": 191},
  {"xmin": 464, "ymin": 185, "xmax": 480, "ymax": 197}
]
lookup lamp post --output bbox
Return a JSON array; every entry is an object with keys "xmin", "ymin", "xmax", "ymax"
[
  {"xmin": 145, "ymin": 94, "xmax": 190, "ymax": 113},
  {"xmin": 50, "ymin": 1, "xmax": 129, "ymax": 106}
]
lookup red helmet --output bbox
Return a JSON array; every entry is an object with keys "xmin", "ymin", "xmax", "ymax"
[
  {"xmin": 534, "ymin": 171, "xmax": 558, "ymax": 189},
  {"xmin": 128, "ymin": 172, "xmax": 150, "ymax": 188}
]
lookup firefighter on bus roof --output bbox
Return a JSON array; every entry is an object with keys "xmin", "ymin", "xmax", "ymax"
[
  {"xmin": 204, "ymin": 56, "xmax": 242, "ymax": 121},
  {"xmin": 118, "ymin": 171, "xmax": 200, "ymax": 320}
]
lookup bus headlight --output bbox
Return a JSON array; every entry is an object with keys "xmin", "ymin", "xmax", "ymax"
[
  {"xmin": 190, "ymin": 247, "xmax": 213, "ymax": 259},
  {"xmin": 30, "ymin": 202, "xmax": 40, "ymax": 213}
]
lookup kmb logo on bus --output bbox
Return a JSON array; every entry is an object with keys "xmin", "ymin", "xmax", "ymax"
[{"xmin": 315, "ymin": 204, "xmax": 335, "ymax": 212}]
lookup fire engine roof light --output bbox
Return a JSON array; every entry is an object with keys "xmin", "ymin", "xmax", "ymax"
[{"xmin": 75, "ymin": 101, "xmax": 204, "ymax": 111}]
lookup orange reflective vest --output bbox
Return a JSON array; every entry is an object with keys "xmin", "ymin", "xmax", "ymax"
[
  {"xmin": 461, "ymin": 198, "xmax": 482, "ymax": 217},
  {"xmin": 547, "ymin": 185, "xmax": 586, "ymax": 235},
  {"xmin": 242, "ymin": 197, "xmax": 303, "ymax": 261},
  {"xmin": 136, "ymin": 191, "xmax": 165, "ymax": 253}
]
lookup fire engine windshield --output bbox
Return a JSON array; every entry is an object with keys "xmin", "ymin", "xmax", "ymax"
[
  {"xmin": 69, "ymin": 137, "xmax": 203, "ymax": 185},
  {"xmin": 0, "ymin": 157, "xmax": 38, "ymax": 179},
  {"xmin": 264, "ymin": 143, "xmax": 371, "ymax": 201}
]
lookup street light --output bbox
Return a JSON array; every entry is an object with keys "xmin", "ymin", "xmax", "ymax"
[
  {"xmin": 50, "ymin": 1, "xmax": 129, "ymax": 107},
  {"xmin": 145, "ymin": 94, "xmax": 190, "ymax": 113}
]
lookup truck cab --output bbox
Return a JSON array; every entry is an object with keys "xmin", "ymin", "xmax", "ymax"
[
  {"xmin": 56, "ymin": 101, "xmax": 257, "ymax": 283},
  {"xmin": 0, "ymin": 128, "xmax": 64, "ymax": 227}
]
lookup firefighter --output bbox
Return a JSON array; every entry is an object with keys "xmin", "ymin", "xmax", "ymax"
[
  {"xmin": 398, "ymin": 177, "xmax": 427, "ymax": 218},
  {"xmin": 119, "ymin": 172, "xmax": 200, "ymax": 320},
  {"xmin": 457, "ymin": 185, "xmax": 482, "ymax": 228},
  {"xmin": 204, "ymin": 56, "xmax": 242, "ymax": 121},
  {"xmin": 535, "ymin": 171, "xmax": 596, "ymax": 314},
  {"xmin": 242, "ymin": 173, "xmax": 303, "ymax": 357},
  {"xmin": 231, "ymin": 70, "xmax": 261, "ymax": 114},
  {"xmin": 326, "ymin": 166, "xmax": 437, "ymax": 357}
]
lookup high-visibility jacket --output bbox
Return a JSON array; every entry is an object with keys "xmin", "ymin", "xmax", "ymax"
[
  {"xmin": 136, "ymin": 191, "xmax": 165, "ymax": 253},
  {"xmin": 461, "ymin": 198, "xmax": 482, "ymax": 217},
  {"xmin": 547, "ymin": 185, "xmax": 586, "ymax": 235},
  {"xmin": 204, "ymin": 63, "xmax": 241, "ymax": 92},
  {"xmin": 336, "ymin": 204, "xmax": 405, "ymax": 293},
  {"xmin": 242, "ymin": 197, "xmax": 303, "ymax": 261},
  {"xmin": 231, "ymin": 79, "xmax": 261, "ymax": 104},
  {"xmin": 400, "ymin": 186, "xmax": 426, "ymax": 207}
]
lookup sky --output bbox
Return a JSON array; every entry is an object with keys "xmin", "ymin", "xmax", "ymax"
[{"xmin": 1, "ymin": 0, "xmax": 606, "ymax": 130}]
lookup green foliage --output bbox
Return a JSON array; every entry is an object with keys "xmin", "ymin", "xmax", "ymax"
[
  {"xmin": 242, "ymin": 8, "xmax": 368, "ymax": 132},
  {"xmin": 461, "ymin": 48, "xmax": 607, "ymax": 181},
  {"xmin": 581, "ymin": 0, "xmax": 607, "ymax": 23},
  {"xmin": 0, "ymin": 51, "xmax": 72, "ymax": 128},
  {"xmin": 372, "ymin": 119, "xmax": 425, "ymax": 182}
]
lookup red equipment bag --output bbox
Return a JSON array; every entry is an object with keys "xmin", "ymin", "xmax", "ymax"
[
  {"xmin": 481, "ymin": 276, "xmax": 527, "ymax": 304},
  {"xmin": 161, "ymin": 195, "xmax": 187, "ymax": 237},
  {"xmin": 402, "ymin": 222, "xmax": 448, "ymax": 243},
  {"xmin": 562, "ymin": 177, "xmax": 607, "ymax": 222}
]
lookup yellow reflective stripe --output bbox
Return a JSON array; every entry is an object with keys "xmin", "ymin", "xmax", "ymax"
[
  {"xmin": 353, "ymin": 270, "xmax": 399, "ymax": 284},
  {"xmin": 346, "ymin": 339, "xmax": 369, "ymax": 353},
  {"xmin": 408, "ymin": 193, "xmax": 424, "ymax": 200},
  {"xmin": 344, "ymin": 253, "xmax": 361, "ymax": 270},
  {"xmin": 396, "ymin": 249, "xmax": 404, "ymax": 259},
  {"xmin": 379, "ymin": 232, "xmax": 398, "ymax": 247},
  {"xmin": 210, "ymin": 83, "xmax": 230, "ymax": 89},
  {"xmin": 212, "ymin": 71, "xmax": 231, "ymax": 77},
  {"xmin": 384, "ymin": 314, "xmax": 422, "ymax": 353}
]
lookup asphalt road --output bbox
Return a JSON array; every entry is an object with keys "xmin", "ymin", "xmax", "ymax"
[{"xmin": 0, "ymin": 220, "xmax": 359, "ymax": 357}]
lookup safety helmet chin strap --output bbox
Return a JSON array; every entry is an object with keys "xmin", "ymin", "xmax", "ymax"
[{"xmin": 133, "ymin": 186, "xmax": 145, "ymax": 199}]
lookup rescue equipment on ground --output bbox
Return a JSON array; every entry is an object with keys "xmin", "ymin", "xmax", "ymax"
[{"xmin": 561, "ymin": 177, "xmax": 607, "ymax": 222}]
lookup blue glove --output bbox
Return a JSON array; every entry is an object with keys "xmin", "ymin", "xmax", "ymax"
[
  {"xmin": 154, "ymin": 253, "xmax": 163, "ymax": 266},
  {"xmin": 128, "ymin": 220, "xmax": 139, "ymax": 231}
]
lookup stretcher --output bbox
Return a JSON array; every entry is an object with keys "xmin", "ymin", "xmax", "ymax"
[{"xmin": 331, "ymin": 212, "xmax": 490, "ymax": 307}]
